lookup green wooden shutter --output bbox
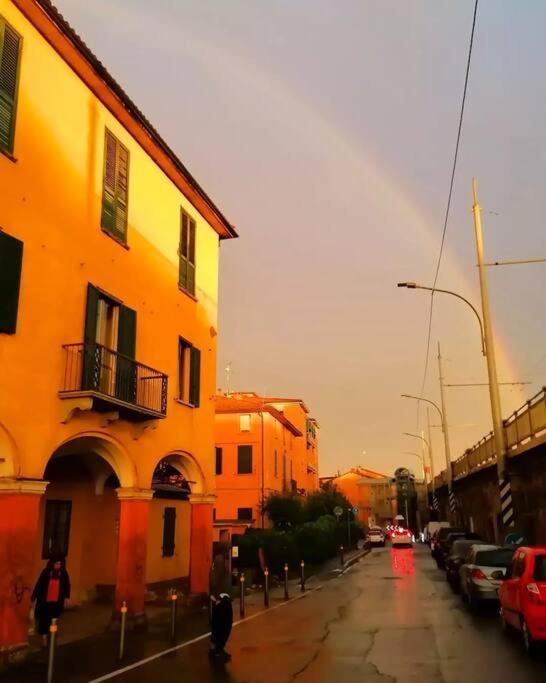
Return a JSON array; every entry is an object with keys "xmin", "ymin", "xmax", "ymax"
[
  {"xmin": 116, "ymin": 304, "xmax": 137, "ymax": 403},
  {"xmin": 101, "ymin": 131, "xmax": 117, "ymax": 233},
  {"xmin": 82, "ymin": 284, "xmax": 99, "ymax": 389},
  {"xmin": 162, "ymin": 507, "xmax": 176, "ymax": 557},
  {"xmin": 187, "ymin": 219, "xmax": 196, "ymax": 295},
  {"xmin": 114, "ymin": 143, "xmax": 129, "ymax": 240},
  {"xmin": 178, "ymin": 212, "xmax": 188, "ymax": 290},
  {"xmin": 189, "ymin": 346, "xmax": 201, "ymax": 407},
  {"xmin": 101, "ymin": 131, "xmax": 129, "ymax": 242},
  {"xmin": 0, "ymin": 21, "xmax": 21, "ymax": 154},
  {"xmin": 0, "ymin": 231, "xmax": 23, "ymax": 333}
]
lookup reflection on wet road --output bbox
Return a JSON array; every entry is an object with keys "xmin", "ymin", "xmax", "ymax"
[{"xmin": 102, "ymin": 545, "xmax": 546, "ymax": 683}]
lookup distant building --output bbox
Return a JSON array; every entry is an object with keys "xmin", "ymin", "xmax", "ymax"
[
  {"xmin": 214, "ymin": 393, "xmax": 320, "ymax": 540},
  {"xmin": 357, "ymin": 476, "xmax": 398, "ymax": 528},
  {"xmin": 320, "ymin": 467, "xmax": 390, "ymax": 526}
]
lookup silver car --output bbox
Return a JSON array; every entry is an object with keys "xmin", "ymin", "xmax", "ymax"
[{"xmin": 459, "ymin": 545, "xmax": 515, "ymax": 607}]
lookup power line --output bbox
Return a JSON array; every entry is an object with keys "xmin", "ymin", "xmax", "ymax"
[{"xmin": 416, "ymin": 0, "xmax": 479, "ymax": 427}]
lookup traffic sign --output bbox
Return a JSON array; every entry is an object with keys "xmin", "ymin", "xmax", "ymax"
[
  {"xmin": 352, "ymin": 507, "xmax": 359, "ymax": 515},
  {"xmin": 333, "ymin": 506, "xmax": 343, "ymax": 518}
]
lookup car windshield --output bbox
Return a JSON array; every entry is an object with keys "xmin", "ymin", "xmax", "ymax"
[
  {"xmin": 534, "ymin": 555, "xmax": 546, "ymax": 581},
  {"xmin": 475, "ymin": 549, "xmax": 514, "ymax": 568}
]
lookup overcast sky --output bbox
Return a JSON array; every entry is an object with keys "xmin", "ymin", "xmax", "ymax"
[{"xmin": 56, "ymin": 0, "xmax": 546, "ymax": 478}]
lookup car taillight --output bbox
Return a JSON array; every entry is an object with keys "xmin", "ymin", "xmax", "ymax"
[
  {"xmin": 470, "ymin": 568, "xmax": 486, "ymax": 580},
  {"xmin": 525, "ymin": 583, "xmax": 546, "ymax": 605}
]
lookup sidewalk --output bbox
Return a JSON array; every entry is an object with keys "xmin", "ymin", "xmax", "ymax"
[{"xmin": 2, "ymin": 548, "xmax": 368, "ymax": 683}]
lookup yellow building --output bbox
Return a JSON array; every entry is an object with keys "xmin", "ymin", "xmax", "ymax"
[
  {"xmin": 0, "ymin": 0, "xmax": 236, "ymax": 662},
  {"xmin": 214, "ymin": 393, "xmax": 320, "ymax": 540}
]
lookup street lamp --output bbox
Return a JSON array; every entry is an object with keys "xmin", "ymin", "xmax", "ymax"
[
  {"xmin": 403, "ymin": 432, "xmax": 434, "ymax": 485},
  {"xmin": 397, "ymin": 282, "xmax": 485, "ymax": 355}
]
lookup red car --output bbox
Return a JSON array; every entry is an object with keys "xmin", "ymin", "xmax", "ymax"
[{"xmin": 498, "ymin": 546, "xmax": 546, "ymax": 654}]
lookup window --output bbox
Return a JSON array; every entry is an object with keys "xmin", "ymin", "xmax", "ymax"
[
  {"xmin": 0, "ymin": 231, "xmax": 23, "ymax": 333},
  {"xmin": 215, "ymin": 447, "xmax": 223, "ymax": 475},
  {"xmin": 237, "ymin": 507, "xmax": 253, "ymax": 521},
  {"xmin": 179, "ymin": 209, "xmax": 196, "ymax": 295},
  {"xmin": 42, "ymin": 500, "xmax": 71, "ymax": 559},
  {"xmin": 534, "ymin": 555, "xmax": 546, "ymax": 581},
  {"xmin": 240, "ymin": 414, "xmax": 251, "ymax": 432},
  {"xmin": 274, "ymin": 450, "xmax": 278, "ymax": 477},
  {"xmin": 101, "ymin": 130, "xmax": 129, "ymax": 243},
  {"xmin": 237, "ymin": 445, "xmax": 252, "ymax": 474},
  {"xmin": 178, "ymin": 337, "xmax": 201, "ymax": 407},
  {"xmin": 0, "ymin": 18, "xmax": 21, "ymax": 155},
  {"xmin": 162, "ymin": 507, "xmax": 176, "ymax": 557},
  {"xmin": 83, "ymin": 284, "xmax": 137, "ymax": 402}
]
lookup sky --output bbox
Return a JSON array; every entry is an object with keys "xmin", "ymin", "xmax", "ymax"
[{"xmin": 55, "ymin": 0, "xmax": 546, "ymax": 478}]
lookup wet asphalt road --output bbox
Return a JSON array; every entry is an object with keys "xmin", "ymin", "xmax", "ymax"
[{"xmin": 89, "ymin": 544, "xmax": 546, "ymax": 683}]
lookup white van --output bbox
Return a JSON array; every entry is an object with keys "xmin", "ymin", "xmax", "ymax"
[{"xmin": 424, "ymin": 521, "xmax": 450, "ymax": 544}]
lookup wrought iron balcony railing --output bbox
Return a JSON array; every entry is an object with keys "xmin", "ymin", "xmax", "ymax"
[{"xmin": 60, "ymin": 342, "xmax": 168, "ymax": 420}]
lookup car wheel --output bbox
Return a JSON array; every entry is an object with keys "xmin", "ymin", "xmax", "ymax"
[
  {"xmin": 467, "ymin": 592, "xmax": 477, "ymax": 613},
  {"xmin": 522, "ymin": 619, "xmax": 537, "ymax": 656}
]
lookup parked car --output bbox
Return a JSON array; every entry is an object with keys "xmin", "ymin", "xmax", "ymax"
[
  {"xmin": 391, "ymin": 528, "xmax": 413, "ymax": 548},
  {"xmin": 459, "ymin": 545, "xmax": 514, "ymax": 608},
  {"xmin": 367, "ymin": 526, "xmax": 386, "ymax": 547},
  {"xmin": 432, "ymin": 527, "xmax": 465, "ymax": 568},
  {"xmin": 425, "ymin": 521, "xmax": 450, "ymax": 546},
  {"xmin": 497, "ymin": 546, "xmax": 546, "ymax": 654},
  {"xmin": 445, "ymin": 539, "xmax": 482, "ymax": 589}
]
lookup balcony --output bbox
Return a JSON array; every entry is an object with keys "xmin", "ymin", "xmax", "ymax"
[{"xmin": 60, "ymin": 342, "xmax": 168, "ymax": 421}]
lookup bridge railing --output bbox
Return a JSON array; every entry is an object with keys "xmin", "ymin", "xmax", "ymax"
[{"xmin": 434, "ymin": 387, "xmax": 546, "ymax": 487}]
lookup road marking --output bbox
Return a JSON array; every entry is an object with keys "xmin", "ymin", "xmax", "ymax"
[{"xmin": 88, "ymin": 584, "xmax": 324, "ymax": 682}]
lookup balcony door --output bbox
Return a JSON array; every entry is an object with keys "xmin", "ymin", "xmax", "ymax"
[{"xmin": 83, "ymin": 284, "xmax": 137, "ymax": 404}]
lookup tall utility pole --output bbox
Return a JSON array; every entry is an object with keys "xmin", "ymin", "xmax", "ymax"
[
  {"xmin": 472, "ymin": 179, "xmax": 514, "ymax": 528},
  {"xmin": 426, "ymin": 409, "xmax": 435, "ymax": 491},
  {"xmin": 437, "ymin": 343, "xmax": 452, "ymax": 483},
  {"xmin": 438, "ymin": 343, "xmax": 456, "ymax": 520}
]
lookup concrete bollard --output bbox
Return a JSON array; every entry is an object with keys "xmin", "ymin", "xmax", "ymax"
[
  {"xmin": 239, "ymin": 573, "xmax": 246, "ymax": 618},
  {"xmin": 118, "ymin": 601, "xmax": 128, "ymax": 661},
  {"xmin": 264, "ymin": 567, "xmax": 270, "ymax": 607},
  {"xmin": 46, "ymin": 618, "xmax": 58, "ymax": 683},
  {"xmin": 300, "ymin": 560, "xmax": 306, "ymax": 592},
  {"xmin": 340, "ymin": 544, "xmax": 345, "ymax": 567},
  {"xmin": 170, "ymin": 590, "xmax": 178, "ymax": 642},
  {"xmin": 284, "ymin": 563, "xmax": 289, "ymax": 600}
]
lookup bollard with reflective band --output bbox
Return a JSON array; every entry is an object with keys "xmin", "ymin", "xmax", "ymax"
[
  {"xmin": 340, "ymin": 544, "xmax": 345, "ymax": 567},
  {"xmin": 300, "ymin": 560, "xmax": 306, "ymax": 592},
  {"xmin": 264, "ymin": 568, "xmax": 270, "ymax": 607},
  {"xmin": 118, "ymin": 601, "xmax": 128, "ymax": 661},
  {"xmin": 47, "ymin": 618, "xmax": 58, "ymax": 683},
  {"xmin": 284, "ymin": 563, "xmax": 289, "ymax": 600},
  {"xmin": 239, "ymin": 573, "xmax": 246, "ymax": 618},
  {"xmin": 170, "ymin": 590, "xmax": 178, "ymax": 642}
]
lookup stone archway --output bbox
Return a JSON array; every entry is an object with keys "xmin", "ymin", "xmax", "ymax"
[{"xmin": 0, "ymin": 419, "xmax": 19, "ymax": 479}]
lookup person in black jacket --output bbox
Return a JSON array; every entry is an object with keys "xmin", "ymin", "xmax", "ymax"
[
  {"xmin": 31, "ymin": 557, "xmax": 71, "ymax": 645},
  {"xmin": 209, "ymin": 554, "xmax": 233, "ymax": 661}
]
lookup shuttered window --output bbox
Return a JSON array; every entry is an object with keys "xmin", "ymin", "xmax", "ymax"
[
  {"xmin": 101, "ymin": 130, "xmax": 130, "ymax": 243},
  {"xmin": 179, "ymin": 209, "xmax": 196, "ymax": 295},
  {"xmin": 237, "ymin": 445, "xmax": 253, "ymax": 475},
  {"xmin": 0, "ymin": 231, "xmax": 23, "ymax": 333},
  {"xmin": 162, "ymin": 507, "xmax": 176, "ymax": 557},
  {"xmin": 0, "ymin": 18, "xmax": 21, "ymax": 155},
  {"xmin": 215, "ymin": 447, "xmax": 223, "ymax": 475},
  {"xmin": 237, "ymin": 508, "xmax": 252, "ymax": 521},
  {"xmin": 178, "ymin": 337, "xmax": 200, "ymax": 407}
]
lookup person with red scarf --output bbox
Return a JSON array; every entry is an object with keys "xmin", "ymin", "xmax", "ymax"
[{"xmin": 31, "ymin": 557, "xmax": 71, "ymax": 645}]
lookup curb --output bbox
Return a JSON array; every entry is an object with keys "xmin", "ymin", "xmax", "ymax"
[{"xmin": 342, "ymin": 548, "xmax": 370, "ymax": 572}]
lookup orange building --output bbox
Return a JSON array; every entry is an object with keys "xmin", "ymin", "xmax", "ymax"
[
  {"xmin": 320, "ymin": 467, "xmax": 391, "ymax": 526},
  {"xmin": 0, "ymin": 0, "xmax": 236, "ymax": 663},
  {"xmin": 214, "ymin": 394, "xmax": 320, "ymax": 539}
]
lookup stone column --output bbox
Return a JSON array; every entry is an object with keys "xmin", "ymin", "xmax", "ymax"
[
  {"xmin": 0, "ymin": 479, "xmax": 48, "ymax": 665},
  {"xmin": 115, "ymin": 488, "xmax": 153, "ymax": 623},
  {"xmin": 189, "ymin": 494, "xmax": 215, "ymax": 595}
]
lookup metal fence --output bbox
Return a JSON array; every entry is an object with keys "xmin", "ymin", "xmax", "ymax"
[{"xmin": 434, "ymin": 387, "xmax": 546, "ymax": 486}]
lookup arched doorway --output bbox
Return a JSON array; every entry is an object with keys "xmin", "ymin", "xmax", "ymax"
[
  {"xmin": 38, "ymin": 436, "xmax": 133, "ymax": 607},
  {"xmin": 147, "ymin": 452, "xmax": 210, "ymax": 596}
]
